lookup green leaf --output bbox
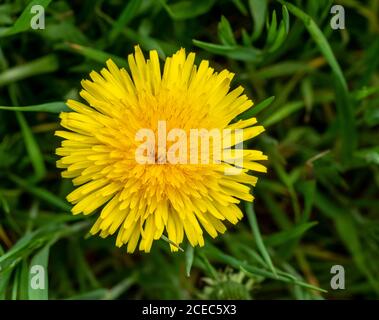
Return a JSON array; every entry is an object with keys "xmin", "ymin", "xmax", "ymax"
[
  {"xmin": 218, "ymin": 16, "xmax": 237, "ymax": 46},
  {"xmin": 59, "ymin": 43, "xmax": 127, "ymax": 68},
  {"xmin": 70, "ymin": 240, "xmax": 100, "ymax": 289},
  {"xmin": 364, "ymin": 107, "xmax": 379, "ymax": 127},
  {"xmin": 0, "ymin": 55, "xmax": 58, "ymax": 87},
  {"xmin": 335, "ymin": 215, "xmax": 379, "ymax": 293},
  {"xmin": 266, "ymin": 10, "xmax": 277, "ymax": 45},
  {"xmin": 358, "ymin": 38, "xmax": 379, "ymax": 86},
  {"xmin": 28, "ymin": 244, "xmax": 50, "ymax": 300},
  {"xmin": 42, "ymin": 21, "xmax": 89, "ymax": 45},
  {"xmin": 109, "ymin": 0, "xmax": 141, "ymax": 42},
  {"xmin": 161, "ymin": 0, "xmax": 216, "ymax": 20},
  {"xmin": 312, "ymin": 191, "xmax": 379, "ymax": 292},
  {"xmin": 202, "ymin": 243, "xmax": 326, "ymax": 292},
  {"xmin": 265, "ymin": 222, "xmax": 318, "ymax": 246},
  {"xmin": 313, "ymin": 191, "xmax": 379, "ymax": 292},
  {"xmin": 0, "ymin": 102, "xmax": 68, "ymax": 113},
  {"xmin": 255, "ymin": 62, "xmax": 312, "ymax": 79},
  {"xmin": 245, "ymin": 202, "xmax": 277, "ymax": 276},
  {"xmin": 9, "ymin": 175, "xmax": 71, "ymax": 212},
  {"xmin": 0, "ymin": 0, "xmax": 52, "ymax": 37},
  {"xmin": 354, "ymin": 147, "xmax": 379, "ymax": 166},
  {"xmin": 281, "ymin": 0, "xmax": 356, "ymax": 161},
  {"xmin": 0, "ymin": 245, "xmax": 12, "ymax": 299},
  {"xmin": 249, "ymin": 0, "xmax": 267, "ymax": 40},
  {"xmin": 16, "ymin": 112, "xmax": 46, "ymax": 182},
  {"xmin": 102, "ymin": 274, "xmax": 137, "ymax": 300},
  {"xmin": 354, "ymin": 85, "xmax": 379, "ymax": 101},
  {"xmin": 0, "ymin": 227, "xmax": 52, "ymax": 274},
  {"xmin": 0, "ymin": 268, "xmax": 12, "ymax": 299},
  {"xmin": 19, "ymin": 260, "xmax": 29, "ymax": 300},
  {"xmin": 241, "ymin": 28, "xmax": 252, "ymax": 46},
  {"xmin": 238, "ymin": 96, "xmax": 275, "ymax": 120},
  {"xmin": 262, "ymin": 100, "xmax": 304, "ymax": 127},
  {"xmin": 282, "ymin": 5, "xmax": 290, "ymax": 33},
  {"xmin": 298, "ymin": 180, "xmax": 316, "ymax": 222},
  {"xmin": 232, "ymin": 0, "xmax": 249, "ymax": 16},
  {"xmin": 235, "ymin": 243, "xmax": 269, "ymax": 268},
  {"xmin": 192, "ymin": 40, "xmax": 262, "ymax": 62},
  {"xmin": 197, "ymin": 251, "xmax": 218, "ymax": 279},
  {"xmin": 268, "ymin": 20, "xmax": 287, "ymax": 53},
  {"xmin": 0, "ymin": 222, "xmax": 87, "ymax": 274},
  {"xmin": 122, "ymin": 28, "xmax": 167, "ymax": 59},
  {"xmin": 67, "ymin": 289, "xmax": 108, "ymax": 300},
  {"xmin": 11, "ymin": 266, "xmax": 20, "ymax": 299}
]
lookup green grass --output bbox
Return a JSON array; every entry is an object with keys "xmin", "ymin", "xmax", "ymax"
[{"xmin": 0, "ymin": 0, "xmax": 379, "ymax": 300}]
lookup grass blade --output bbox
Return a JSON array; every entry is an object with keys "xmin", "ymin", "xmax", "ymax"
[
  {"xmin": 263, "ymin": 100, "xmax": 303, "ymax": 127},
  {"xmin": 238, "ymin": 96, "xmax": 275, "ymax": 120},
  {"xmin": 192, "ymin": 40, "xmax": 262, "ymax": 62},
  {"xmin": 0, "ymin": 0, "xmax": 52, "ymax": 37},
  {"xmin": 218, "ymin": 16, "xmax": 237, "ymax": 46},
  {"xmin": 28, "ymin": 244, "xmax": 50, "ymax": 300},
  {"xmin": 280, "ymin": 0, "xmax": 356, "ymax": 161},
  {"xmin": 0, "ymin": 102, "xmax": 69, "ymax": 113},
  {"xmin": 59, "ymin": 43, "xmax": 127, "ymax": 68},
  {"xmin": 160, "ymin": 0, "xmax": 216, "ymax": 20},
  {"xmin": 0, "ymin": 55, "xmax": 58, "ymax": 87},
  {"xmin": 109, "ymin": 0, "xmax": 141, "ymax": 42},
  {"xmin": 16, "ymin": 112, "xmax": 46, "ymax": 182},
  {"xmin": 249, "ymin": 0, "xmax": 268, "ymax": 40},
  {"xmin": 9, "ymin": 175, "xmax": 71, "ymax": 212},
  {"xmin": 265, "ymin": 222, "xmax": 318, "ymax": 246},
  {"xmin": 245, "ymin": 202, "xmax": 277, "ymax": 276}
]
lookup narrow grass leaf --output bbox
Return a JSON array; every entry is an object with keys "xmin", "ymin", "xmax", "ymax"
[
  {"xmin": 0, "ymin": 222, "xmax": 87, "ymax": 274},
  {"xmin": 67, "ymin": 289, "xmax": 108, "ymax": 300},
  {"xmin": 161, "ymin": 0, "xmax": 216, "ymax": 20},
  {"xmin": 0, "ymin": 0, "xmax": 52, "ymax": 37},
  {"xmin": 266, "ymin": 10, "xmax": 277, "ymax": 45},
  {"xmin": 11, "ymin": 266, "xmax": 20, "ymax": 299},
  {"xmin": 268, "ymin": 20, "xmax": 287, "ymax": 52},
  {"xmin": 28, "ymin": 244, "xmax": 50, "ymax": 300},
  {"xmin": 109, "ymin": 0, "xmax": 141, "ymax": 42},
  {"xmin": 60, "ymin": 43, "xmax": 127, "ymax": 68},
  {"xmin": 9, "ymin": 175, "xmax": 71, "ymax": 212},
  {"xmin": 16, "ymin": 112, "xmax": 46, "ymax": 181},
  {"xmin": 262, "ymin": 100, "xmax": 303, "ymax": 127},
  {"xmin": 193, "ymin": 40, "xmax": 262, "ymax": 62},
  {"xmin": 245, "ymin": 202, "xmax": 277, "ymax": 276},
  {"xmin": 0, "ymin": 55, "xmax": 58, "ymax": 87},
  {"xmin": 298, "ymin": 180, "xmax": 316, "ymax": 222},
  {"xmin": 281, "ymin": 0, "xmax": 356, "ymax": 160},
  {"xmin": 249, "ymin": 0, "xmax": 267, "ymax": 40},
  {"xmin": 238, "ymin": 96, "xmax": 275, "ymax": 120},
  {"xmin": 232, "ymin": 0, "xmax": 249, "ymax": 16},
  {"xmin": 218, "ymin": 16, "xmax": 237, "ymax": 46},
  {"xmin": 0, "ymin": 102, "xmax": 69, "ymax": 113},
  {"xmin": 203, "ymin": 243, "xmax": 326, "ymax": 292},
  {"xmin": 102, "ymin": 274, "xmax": 137, "ymax": 300},
  {"xmin": 265, "ymin": 222, "xmax": 317, "ymax": 246},
  {"xmin": 282, "ymin": 5, "xmax": 290, "ymax": 33},
  {"xmin": 0, "ymin": 245, "xmax": 12, "ymax": 299},
  {"xmin": 18, "ymin": 260, "xmax": 29, "ymax": 300}
]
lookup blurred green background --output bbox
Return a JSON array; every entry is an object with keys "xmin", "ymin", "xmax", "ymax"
[{"xmin": 0, "ymin": 0, "xmax": 379, "ymax": 300}]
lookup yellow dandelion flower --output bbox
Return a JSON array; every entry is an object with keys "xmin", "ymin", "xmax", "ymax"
[{"xmin": 55, "ymin": 46, "xmax": 267, "ymax": 253}]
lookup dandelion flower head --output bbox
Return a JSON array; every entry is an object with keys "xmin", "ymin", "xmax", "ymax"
[{"xmin": 56, "ymin": 46, "xmax": 267, "ymax": 253}]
